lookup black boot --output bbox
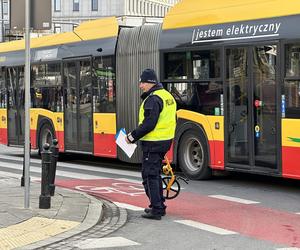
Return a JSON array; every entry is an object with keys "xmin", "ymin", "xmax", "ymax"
[
  {"xmin": 141, "ymin": 212, "xmax": 161, "ymax": 220},
  {"xmin": 144, "ymin": 208, "xmax": 166, "ymax": 216}
]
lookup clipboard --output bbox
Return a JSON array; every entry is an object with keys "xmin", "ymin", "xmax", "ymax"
[{"xmin": 115, "ymin": 128, "xmax": 137, "ymax": 158}]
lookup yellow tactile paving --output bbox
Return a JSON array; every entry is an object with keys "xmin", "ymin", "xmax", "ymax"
[{"xmin": 0, "ymin": 217, "xmax": 80, "ymax": 250}]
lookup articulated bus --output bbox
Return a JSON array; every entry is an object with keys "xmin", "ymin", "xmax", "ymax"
[{"xmin": 0, "ymin": 0, "xmax": 300, "ymax": 180}]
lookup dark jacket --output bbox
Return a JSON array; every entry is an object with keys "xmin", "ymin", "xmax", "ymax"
[{"xmin": 129, "ymin": 83, "xmax": 172, "ymax": 153}]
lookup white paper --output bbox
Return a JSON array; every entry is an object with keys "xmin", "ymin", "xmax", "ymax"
[{"xmin": 115, "ymin": 129, "xmax": 137, "ymax": 158}]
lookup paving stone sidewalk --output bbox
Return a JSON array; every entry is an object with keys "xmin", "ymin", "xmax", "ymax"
[{"xmin": 0, "ymin": 175, "xmax": 103, "ymax": 250}]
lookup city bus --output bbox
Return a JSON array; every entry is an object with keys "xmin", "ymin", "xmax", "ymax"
[
  {"xmin": 0, "ymin": 17, "xmax": 118, "ymax": 159},
  {"xmin": 0, "ymin": 0, "xmax": 300, "ymax": 181},
  {"xmin": 160, "ymin": 0, "xmax": 300, "ymax": 180}
]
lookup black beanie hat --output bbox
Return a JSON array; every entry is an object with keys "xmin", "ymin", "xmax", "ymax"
[{"xmin": 139, "ymin": 69, "xmax": 158, "ymax": 84}]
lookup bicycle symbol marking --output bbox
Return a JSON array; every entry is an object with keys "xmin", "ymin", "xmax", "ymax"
[{"xmin": 75, "ymin": 182, "xmax": 145, "ymax": 196}]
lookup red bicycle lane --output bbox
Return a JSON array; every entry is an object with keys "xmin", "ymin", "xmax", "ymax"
[{"xmin": 56, "ymin": 178, "xmax": 300, "ymax": 248}]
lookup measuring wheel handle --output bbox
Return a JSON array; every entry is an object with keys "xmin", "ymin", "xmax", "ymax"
[{"xmin": 177, "ymin": 176, "xmax": 189, "ymax": 184}]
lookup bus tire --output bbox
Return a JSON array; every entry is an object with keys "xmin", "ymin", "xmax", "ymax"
[
  {"xmin": 38, "ymin": 123, "xmax": 55, "ymax": 154},
  {"xmin": 178, "ymin": 129, "xmax": 212, "ymax": 180}
]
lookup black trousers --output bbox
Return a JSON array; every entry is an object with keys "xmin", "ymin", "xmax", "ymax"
[{"xmin": 141, "ymin": 151, "xmax": 166, "ymax": 214}]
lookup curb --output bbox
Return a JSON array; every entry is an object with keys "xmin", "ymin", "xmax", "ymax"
[{"xmin": 20, "ymin": 188, "xmax": 103, "ymax": 250}]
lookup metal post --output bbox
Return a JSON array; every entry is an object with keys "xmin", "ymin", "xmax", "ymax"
[
  {"xmin": 1, "ymin": 0, "xmax": 3, "ymax": 42},
  {"xmin": 21, "ymin": 143, "xmax": 31, "ymax": 187},
  {"xmin": 49, "ymin": 139, "xmax": 59, "ymax": 196},
  {"xmin": 21, "ymin": 145, "xmax": 25, "ymax": 187},
  {"xmin": 39, "ymin": 143, "xmax": 51, "ymax": 209},
  {"xmin": 24, "ymin": 0, "xmax": 31, "ymax": 208}
]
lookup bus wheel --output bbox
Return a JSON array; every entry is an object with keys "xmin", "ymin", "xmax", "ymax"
[
  {"xmin": 178, "ymin": 129, "xmax": 212, "ymax": 180},
  {"xmin": 38, "ymin": 123, "xmax": 55, "ymax": 154}
]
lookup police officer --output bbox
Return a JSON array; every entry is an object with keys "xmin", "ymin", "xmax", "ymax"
[{"xmin": 126, "ymin": 69, "xmax": 176, "ymax": 220}]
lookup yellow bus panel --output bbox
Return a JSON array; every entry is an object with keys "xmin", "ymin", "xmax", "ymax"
[
  {"xmin": 163, "ymin": 0, "xmax": 300, "ymax": 30},
  {"xmin": 30, "ymin": 109, "xmax": 63, "ymax": 132},
  {"xmin": 176, "ymin": 109, "xmax": 224, "ymax": 141},
  {"xmin": 93, "ymin": 113, "xmax": 116, "ymax": 134},
  {"xmin": 282, "ymin": 119, "xmax": 300, "ymax": 147},
  {"xmin": 74, "ymin": 17, "xmax": 118, "ymax": 41},
  {"xmin": 0, "ymin": 17, "xmax": 119, "ymax": 53},
  {"xmin": 0, "ymin": 109, "xmax": 7, "ymax": 129}
]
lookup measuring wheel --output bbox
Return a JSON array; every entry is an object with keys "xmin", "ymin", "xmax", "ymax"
[{"xmin": 162, "ymin": 176, "xmax": 181, "ymax": 199}]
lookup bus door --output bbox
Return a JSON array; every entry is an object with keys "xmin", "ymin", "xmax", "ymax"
[
  {"xmin": 7, "ymin": 67, "xmax": 25, "ymax": 146},
  {"xmin": 225, "ymin": 45, "xmax": 279, "ymax": 171},
  {"xmin": 63, "ymin": 58, "xmax": 93, "ymax": 153}
]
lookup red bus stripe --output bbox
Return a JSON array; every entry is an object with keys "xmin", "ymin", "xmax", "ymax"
[
  {"xmin": 282, "ymin": 146, "xmax": 300, "ymax": 179},
  {"xmin": 94, "ymin": 133, "xmax": 117, "ymax": 158},
  {"xmin": 209, "ymin": 140, "xmax": 224, "ymax": 170},
  {"xmin": 0, "ymin": 127, "xmax": 7, "ymax": 145}
]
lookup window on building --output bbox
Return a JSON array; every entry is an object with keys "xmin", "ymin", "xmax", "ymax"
[
  {"xmin": 140, "ymin": 0, "xmax": 143, "ymax": 14},
  {"xmin": 91, "ymin": 0, "xmax": 98, "ymax": 11},
  {"xmin": 54, "ymin": 0, "xmax": 61, "ymax": 12},
  {"xmin": 134, "ymin": 1, "xmax": 137, "ymax": 13},
  {"xmin": 54, "ymin": 25, "xmax": 61, "ymax": 33},
  {"xmin": 3, "ymin": 1, "xmax": 8, "ymax": 15},
  {"xmin": 144, "ymin": 2, "xmax": 147, "ymax": 15},
  {"xmin": 146, "ymin": 2, "xmax": 149, "ymax": 15},
  {"xmin": 73, "ymin": 0, "xmax": 80, "ymax": 11}
]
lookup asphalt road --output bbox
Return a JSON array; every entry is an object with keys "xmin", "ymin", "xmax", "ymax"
[{"xmin": 1, "ymin": 145, "xmax": 300, "ymax": 250}]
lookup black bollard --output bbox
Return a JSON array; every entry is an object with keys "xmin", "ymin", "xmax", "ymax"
[
  {"xmin": 39, "ymin": 143, "xmax": 51, "ymax": 209},
  {"xmin": 49, "ymin": 139, "xmax": 59, "ymax": 196}
]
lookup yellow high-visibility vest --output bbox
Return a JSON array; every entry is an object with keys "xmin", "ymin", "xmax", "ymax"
[{"xmin": 139, "ymin": 89, "xmax": 176, "ymax": 141}]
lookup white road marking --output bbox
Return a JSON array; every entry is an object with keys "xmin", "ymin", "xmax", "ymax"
[
  {"xmin": 175, "ymin": 220, "xmax": 238, "ymax": 235},
  {"xmin": 209, "ymin": 195, "xmax": 260, "ymax": 204},
  {"xmin": 114, "ymin": 202, "xmax": 144, "ymax": 211},
  {"xmin": 74, "ymin": 237, "xmax": 140, "ymax": 249},
  {"xmin": 295, "ymin": 212, "xmax": 300, "ymax": 215},
  {"xmin": 0, "ymin": 170, "xmax": 39, "ymax": 181},
  {"xmin": 277, "ymin": 248, "xmax": 300, "ymax": 250},
  {"xmin": 75, "ymin": 182, "xmax": 145, "ymax": 197},
  {"xmin": 0, "ymin": 161, "xmax": 108, "ymax": 180},
  {"xmin": 0, "ymin": 154, "xmax": 141, "ymax": 178}
]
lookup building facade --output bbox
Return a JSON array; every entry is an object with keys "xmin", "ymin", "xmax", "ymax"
[
  {"xmin": 0, "ymin": 0, "xmax": 9, "ymax": 42},
  {"xmin": 0, "ymin": 0, "xmax": 180, "ymax": 41},
  {"xmin": 52, "ymin": 0, "xmax": 180, "ymax": 33}
]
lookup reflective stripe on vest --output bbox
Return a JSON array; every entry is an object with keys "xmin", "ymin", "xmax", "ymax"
[{"xmin": 139, "ymin": 89, "xmax": 176, "ymax": 141}]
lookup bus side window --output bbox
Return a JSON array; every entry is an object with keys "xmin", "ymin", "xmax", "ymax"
[
  {"xmin": 232, "ymin": 85, "xmax": 242, "ymax": 105},
  {"xmin": 284, "ymin": 43, "xmax": 300, "ymax": 118},
  {"xmin": 92, "ymin": 56, "xmax": 116, "ymax": 113},
  {"xmin": 0, "ymin": 68, "xmax": 6, "ymax": 108},
  {"xmin": 31, "ymin": 63, "xmax": 62, "ymax": 112}
]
